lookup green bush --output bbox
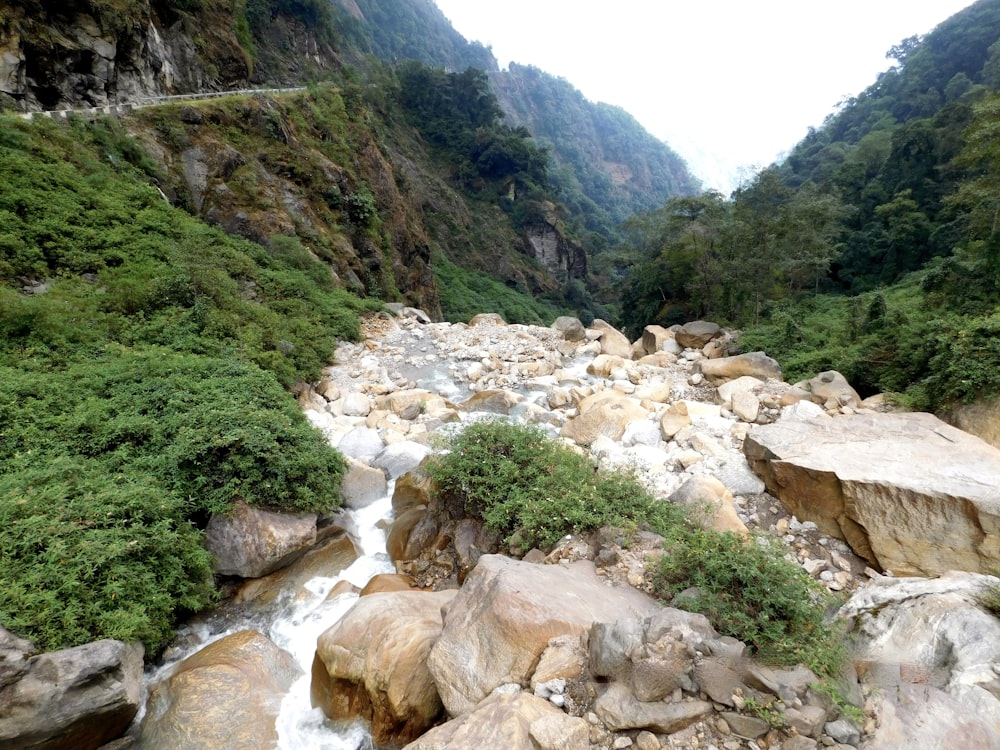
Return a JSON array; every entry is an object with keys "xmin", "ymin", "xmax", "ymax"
[
  {"xmin": 426, "ymin": 420, "xmax": 688, "ymax": 549},
  {"xmin": 652, "ymin": 528, "xmax": 844, "ymax": 674}
]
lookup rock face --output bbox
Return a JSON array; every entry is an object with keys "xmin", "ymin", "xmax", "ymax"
[
  {"xmin": 427, "ymin": 555, "xmax": 662, "ymax": 716},
  {"xmin": 744, "ymin": 411, "xmax": 1000, "ymax": 575},
  {"xmin": 841, "ymin": 572, "xmax": 1000, "ymax": 749},
  {"xmin": 204, "ymin": 501, "xmax": 317, "ymax": 578},
  {"xmin": 312, "ymin": 589, "xmax": 458, "ymax": 745},
  {"xmin": 137, "ymin": 630, "xmax": 301, "ymax": 750},
  {"xmin": 0, "ymin": 638, "xmax": 143, "ymax": 750}
]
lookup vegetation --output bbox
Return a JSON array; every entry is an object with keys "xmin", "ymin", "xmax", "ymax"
[
  {"xmin": 427, "ymin": 421, "xmax": 844, "ymax": 674},
  {"xmin": 0, "ymin": 112, "xmax": 371, "ymax": 652}
]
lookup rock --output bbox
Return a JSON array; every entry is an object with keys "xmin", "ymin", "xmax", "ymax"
[
  {"xmin": 459, "ymin": 389, "xmax": 525, "ymax": 415},
  {"xmin": 801, "ymin": 370, "xmax": 862, "ymax": 410},
  {"xmin": 784, "ymin": 705, "xmax": 828, "ymax": 737},
  {"xmin": 428, "ymin": 555, "xmax": 661, "ymax": 716},
  {"xmin": 640, "ymin": 325, "xmax": 672, "ymax": 356},
  {"xmin": 561, "ymin": 395, "xmax": 650, "ymax": 446},
  {"xmin": 0, "ymin": 639, "xmax": 142, "ymax": 750},
  {"xmin": 718, "ymin": 711, "xmax": 770, "ymax": 739},
  {"xmin": 205, "ymin": 501, "xmax": 317, "ymax": 578},
  {"xmin": 622, "ymin": 420, "xmax": 662, "ymax": 448},
  {"xmin": 339, "ymin": 458, "xmax": 388, "ymax": 510},
  {"xmin": 469, "ymin": 313, "xmax": 506, "ymax": 327},
  {"xmin": 588, "ymin": 354, "xmax": 629, "ymax": 378},
  {"xmin": 716, "ymin": 376, "xmax": 763, "ymax": 408},
  {"xmin": 392, "ymin": 467, "xmax": 433, "ymax": 515},
  {"xmin": 782, "ymin": 736, "xmax": 819, "ymax": 750},
  {"xmin": 713, "ymin": 453, "xmax": 767, "ymax": 497},
  {"xmin": 731, "ymin": 391, "xmax": 760, "ymax": 422},
  {"xmin": 591, "ymin": 319, "xmax": 635, "ymax": 358},
  {"xmin": 636, "ymin": 730, "xmax": 660, "ymax": 750},
  {"xmin": 669, "ymin": 476, "xmax": 748, "ymax": 536},
  {"xmin": 341, "ymin": 390, "xmax": 373, "ymax": 417},
  {"xmin": 660, "ymin": 402, "xmax": 692, "ymax": 440},
  {"xmin": 337, "ymin": 426, "xmax": 385, "ymax": 463},
  {"xmin": 401, "ymin": 692, "xmax": 587, "ymax": 750},
  {"xmin": 372, "ymin": 441, "xmax": 432, "ymax": 480},
  {"xmin": 139, "ymin": 631, "xmax": 298, "ymax": 750},
  {"xmin": 863, "ymin": 683, "xmax": 1000, "ymax": 750},
  {"xmin": 824, "ymin": 718, "xmax": 861, "ymax": 746},
  {"xmin": 675, "ymin": 321, "xmax": 722, "ymax": 349},
  {"xmin": 313, "ymin": 589, "xmax": 457, "ymax": 746},
  {"xmin": 531, "ymin": 636, "xmax": 586, "ymax": 687},
  {"xmin": 589, "ymin": 620, "xmax": 647, "ymax": 679},
  {"xmin": 594, "ymin": 683, "xmax": 713, "ymax": 733},
  {"xmin": 552, "ymin": 316, "xmax": 587, "ymax": 342},
  {"xmin": 359, "ymin": 573, "xmax": 418, "ymax": 595},
  {"xmin": 744, "ymin": 412, "xmax": 1000, "ymax": 575},
  {"xmin": 698, "ymin": 352, "xmax": 782, "ymax": 385}
]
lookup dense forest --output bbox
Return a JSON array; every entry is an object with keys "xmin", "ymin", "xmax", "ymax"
[{"xmin": 619, "ymin": 0, "xmax": 1000, "ymax": 413}]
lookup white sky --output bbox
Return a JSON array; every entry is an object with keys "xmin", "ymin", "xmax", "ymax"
[{"xmin": 432, "ymin": 1, "xmax": 977, "ymax": 192}]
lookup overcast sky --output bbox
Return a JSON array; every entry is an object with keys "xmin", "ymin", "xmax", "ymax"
[{"xmin": 433, "ymin": 1, "xmax": 977, "ymax": 192}]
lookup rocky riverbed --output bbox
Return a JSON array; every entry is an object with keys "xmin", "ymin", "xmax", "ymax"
[{"xmin": 5, "ymin": 309, "xmax": 1000, "ymax": 750}]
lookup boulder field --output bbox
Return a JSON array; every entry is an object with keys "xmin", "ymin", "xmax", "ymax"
[{"xmin": 5, "ymin": 312, "xmax": 1000, "ymax": 750}]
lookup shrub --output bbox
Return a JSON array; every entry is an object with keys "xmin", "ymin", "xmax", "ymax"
[
  {"xmin": 652, "ymin": 528, "xmax": 844, "ymax": 674},
  {"xmin": 425, "ymin": 420, "xmax": 687, "ymax": 549}
]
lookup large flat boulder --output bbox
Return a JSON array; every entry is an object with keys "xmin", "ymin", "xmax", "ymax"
[
  {"xmin": 744, "ymin": 411, "xmax": 1000, "ymax": 575},
  {"xmin": 427, "ymin": 555, "xmax": 662, "ymax": 716}
]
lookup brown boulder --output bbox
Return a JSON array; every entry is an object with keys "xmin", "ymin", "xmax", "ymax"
[
  {"xmin": 204, "ymin": 501, "xmax": 317, "ymax": 579},
  {"xmin": 138, "ymin": 631, "xmax": 299, "ymax": 750},
  {"xmin": 744, "ymin": 411, "xmax": 1000, "ymax": 575},
  {"xmin": 312, "ymin": 589, "xmax": 457, "ymax": 746},
  {"xmin": 698, "ymin": 351, "xmax": 782, "ymax": 385},
  {"xmin": 427, "ymin": 555, "xmax": 661, "ymax": 716},
  {"xmin": 591, "ymin": 319, "xmax": 634, "ymax": 359},
  {"xmin": 560, "ymin": 395, "xmax": 649, "ymax": 446},
  {"xmin": 675, "ymin": 320, "xmax": 722, "ymax": 349}
]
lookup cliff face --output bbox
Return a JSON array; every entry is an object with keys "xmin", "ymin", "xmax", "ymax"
[{"xmin": 0, "ymin": 0, "xmax": 337, "ymax": 111}]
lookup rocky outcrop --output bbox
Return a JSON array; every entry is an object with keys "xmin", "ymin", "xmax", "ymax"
[
  {"xmin": 427, "ymin": 555, "xmax": 662, "ymax": 716},
  {"xmin": 0, "ymin": 636, "xmax": 143, "ymax": 750},
  {"xmin": 312, "ymin": 589, "xmax": 458, "ymax": 745},
  {"xmin": 137, "ymin": 630, "xmax": 301, "ymax": 750},
  {"xmin": 744, "ymin": 410, "xmax": 1000, "ymax": 575},
  {"xmin": 204, "ymin": 501, "xmax": 317, "ymax": 579},
  {"xmin": 524, "ymin": 216, "xmax": 588, "ymax": 281}
]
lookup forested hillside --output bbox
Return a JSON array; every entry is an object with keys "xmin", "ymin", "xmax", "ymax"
[{"xmin": 618, "ymin": 0, "xmax": 1000, "ymax": 416}]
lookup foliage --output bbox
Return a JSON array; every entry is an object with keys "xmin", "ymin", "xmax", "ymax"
[
  {"xmin": 652, "ymin": 528, "xmax": 844, "ymax": 674},
  {"xmin": 0, "ymin": 457, "xmax": 215, "ymax": 653},
  {"xmin": 425, "ymin": 420, "xmax": 688, "ymax": 549},
  {"xmin": 432, "ymin": 252, "xmax": 563, "ymax": 325}
]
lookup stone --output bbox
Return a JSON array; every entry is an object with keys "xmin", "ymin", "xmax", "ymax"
[
  {"xmin": 669, "ymin": 476, "xmax": 748, "ymax": 536},
  {"xmin": 676, "ymin": 321, "xmax": 722, "ymax": 349},
  {"xmin": 459, "ymin": 389, "xmax": 525, "ymax": 415},
  {"xmin": 339, "ymin": 458, "xmax": 389, "ymax": 510},
  {"xmin": 428, "ymin": 555, "xmax": 661, "ymax": 716},
  {"xmin": 660, "ymin": 403, "xmax": 692, "ymax": 440},
  {"xmin": 824, "ymin": 718, "xmax": 861, "ymax": 745},
  {"xmin": 375, "ymin": 389, "xmax": 449, "ymax": 418},
  {"xmin": 341, "ymin": 390, "xmax": 373, "ymax": 417},
  {"xmin": 392, "ymin": 466, "xmax": 433, "ymax": 515},
  {"xmin": 0, "ymin": 639, "xmax": 142, "ymax": 750},
  {"xmin": 718, "ymin": 711, "xmax": 769, "ymax": 739},
  {"xmin": 731, "ymin": 391, "xmax": 760, "ymax": 422},
  {"xmin": 469, "ymin": 313, "xmax": 506, "ymax": 327},
  {"xmin": 371, "ymin": 441, "xmax": 432, "ymax": 480},
  {"xmin": 698, "ymin": 352, "xmax": 782, "ymax": 385},
  {"xmin": 801, "ymin": 370, "xmax": 862, "ymax": 409},
  {"xmin": 636, "ymin": 730, "xmax": 661, "ymax": 750},
  {"xmin": 784, "ymin": 705, "xmax": 828, "ymax": 737},
  {"xmin": 313, "ymin": 589, "xmax": 457, "ymax": 746},
  {"xmin": 387, "ymin": 507, "xmax": 430, "ymax": 562},
  {"xmin": 588, "ymin": 353, "xmax": 629, "ymax": 379},
  {"xmin": 358, "ymin": 573, "xmax": 417, "ymax": 595},
  {"xmin": 716, "ymin": 376, "xmax": 763, "ymax": 408},
  {"xmin": 553, "ymin": 316, "xmax": 587, "ymax": 342},
  {"xmin": 589, "ymin": 620, "xmax": 647, "ymax": 679},
  {"xmin": 744, "ymin": 412, "xmax": 1000, "ymax": 575},
  {"xmin": 205, "ymin": 501, "xmax": 316, "ymax": 578},
  {"xmin": 531, "ymin": 636, "xmax": 586, "ymax": 687},
  {"xmin": 561, "ymin": 395, "xmax": 650, "ymax": 446},
  {"xmin": 622, "ymin": 419, "xmax": 663, "ymax": 447},
  {"xmin": 592, "ymin": 319, "xmax": 635, "ymax": 359},
  {"xmin": 593, "ymin": 683, "xmax": 713, "ymax": 733},
  {"xmin": 138, "ymin": 631, "xmax": 298, "ymax": 750},
  {"xmin": 641, "ymin": 325, "xmax": 672, "ymax": 356},
  {"xmin": 692, "ymin": 659, "xmax": 747, "ymax": 707},
  {"xmin": 337, "ymin": 426, "xmax": 385, "ymax": 464},
  {"xmin": 401, "ymin": 692, "xmax": 587, "ymax": 750},
  {"xmin": 782, "ymin": 737, "xmax": 819, "ymax": 750}
]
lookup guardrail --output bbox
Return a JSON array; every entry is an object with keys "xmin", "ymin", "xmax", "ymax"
[{"xmin": 15, "ymin": 86, "xmax": 308, "ymax": 122}]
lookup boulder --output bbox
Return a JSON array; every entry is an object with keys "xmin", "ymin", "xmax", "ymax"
[
  {"xmin": 341, "ymin": 390, "xmax": 372, "ymax": 417},
  {"xmin": 675, "ymin": 321, "xmax": 722, "ymax": 349},
  {"xmin": 698, "ymin": 351, "xmax": 782, "ymax": 385},
  {"xmin": 591, "ymin": 319, "xmax": 634, "ymax": 359},
  {"xmin": 375, "ymin": 389, "xmax": 450, "ymax": 418},
  {"xmin": 138, "ymin": 630, "xmax": 299, "ymax": 750},
  {"xmin": 744, "ymin": 412, "xmax": 1000, "ymax": 575},
  {"xmin": 372, "ymin": 441, "xmax": 432, "ymax": 480},
  {"xmin": 669, "ymin": 475, "xmax": 749, "ymax": 536},
  {"xmin": 401, "ymin": 692, "xmax": 588, "ymax": 750},
  {"xmin": 641, "ymin": 324, "xmax": 672, "ymax": 356},
  {"xmin": 339, "ymin": 458, "xmax": 388, "ymax": 511},
  {"xmin": 427, "ymin": 555, "xmax": 661, "ymax": 716},
  {"xmin": 552, "ymin": 316, "xmax": 586, "ymax": 342},
  {"xmin": 0, "ymin": 638, "xmax": 142, "ymax": 750},
  {"xmin": 587, "ymin": 354, "xmax": 629, "ymax": 379},
  {"xmin": 716, "ymin": 375, "xmax": 763, "ymax": 408},
  {"xmin": 560, "ymin": 395, "xmax": 649, "ymax": 446},
  {"xmin": 796, "ymin": 370, "xmax": 862, "ymax": 410},
  {"xmin": 593, "ymin": 682, "xmax": 713, "ymax": 733},
  {"xmin": 337, "ymin": 426, "xmax": 385, "ymax": 464},
  {"xmin": 312, "ymin": 589, "xmax": 457, "ymax": 746},
  {"xmin": 458, "ymin": 389, "xmax": 524, "ymax": 415},
  {"xmin": 205, "ymin": 501, "xmax": 317, "ymax": 578}
]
